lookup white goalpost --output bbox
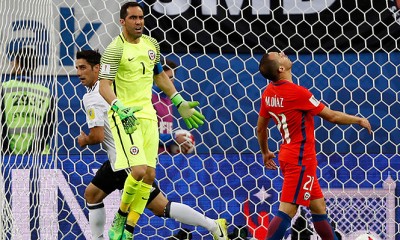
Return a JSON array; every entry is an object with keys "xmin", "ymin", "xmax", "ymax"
[
  {"xmin": 0, "ymin": 166, "xmax": 14, "ymax": 239},
  {"xmin": 289, "ymin": 175, "xmax": 397, "ymax": 240},
  {"xmin": 0, "ymin": 0, "xmax": 399, "ymax": 239},
  {"xmin": 324, "ymin": 175, "xmax": 397, "ymax": 240}
]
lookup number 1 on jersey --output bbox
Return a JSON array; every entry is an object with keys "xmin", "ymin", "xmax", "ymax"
[{"xmin": 140, "ymin": 62, "xmax": 145, "ymax": 74}]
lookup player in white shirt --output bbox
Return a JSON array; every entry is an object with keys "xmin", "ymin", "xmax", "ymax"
[
  {"xmin": 81, "ymin": 80, "xmax": 118, "ymax": 169},
  {"xmin": 75, "ymin": 50, "xmax": 228, "ymax": 240}
]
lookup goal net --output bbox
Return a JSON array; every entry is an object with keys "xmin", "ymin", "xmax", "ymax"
[
  {"xmin": 0, "ymin": 0, "xmax": 399, "ymax": 239},
  {"xmin": 290, "ymin": 176, "xmax": 396, "ymax": 240},
  {"xmin": 0, "ymin": 0, "xmax": 58, "ymax": 239}
]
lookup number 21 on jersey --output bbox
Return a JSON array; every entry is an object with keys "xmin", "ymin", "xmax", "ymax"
[
  {"xmin": 302, "ymin": 175, "xmax": 314, "ymax": 200},
  {"xmin": 269, "ymin": 112, "xmax": 291, "ymax": 143},
  {"xmin": 303, "ymin": 175, "xmax": 314, "ymax": 191}
]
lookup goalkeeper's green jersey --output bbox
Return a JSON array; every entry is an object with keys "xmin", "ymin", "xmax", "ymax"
[
  {"xmin": 99, "ymin": 33, "xmax": 161, "ymax": 121},
  {"xmin": 2, "ymin": 77, "xmax": 51, "ymax": 154}
]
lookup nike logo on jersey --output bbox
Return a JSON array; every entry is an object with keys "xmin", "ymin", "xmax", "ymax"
[
  {"xmin": 128, "ymin": 57, "xmax": 134, "ymax": 61},
  {"xmin": 126, "ymin": 192, "xmax": 134, "ymax": 195},
  {"xmin": 142, "ymin": 197, "xmax": 149, "ymax": 200}
]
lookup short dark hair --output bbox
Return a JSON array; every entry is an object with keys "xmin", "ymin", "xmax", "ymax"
[
  {"xmin": 259, "ymin": 53, "xmax": 279, "ymax": 81},
  {"xmin": 120, "ymin": 2, "xmax": 144, "ymax": 19},
  {"xmin": 76, "ymin": 50, "xmax": 101, "ymax": 67},
  {"xmin": 14, "ymin": 47, "xmax": 38, "ymax": 75},
  {"xmin": 163, "ymin": 59, "xmax": 178, "ymax": 72}
]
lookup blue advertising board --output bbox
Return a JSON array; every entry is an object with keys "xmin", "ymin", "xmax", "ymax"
[{"xmin": 2, "ymin": 153, "xmax": 399, "ymax": 239}]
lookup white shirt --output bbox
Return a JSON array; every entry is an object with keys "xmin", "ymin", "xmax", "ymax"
[{"xmin": 82, "ymin": 81, "xmax": 117, "ymax": 171}]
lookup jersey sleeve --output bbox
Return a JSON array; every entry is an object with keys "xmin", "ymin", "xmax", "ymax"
[
  {"xmin": 99, "ymin": 37, "xmax": 123, "ymax": 81},
  {"xmin": 146, "ymin": 35, "xmax": 163, "ymax": 75},
  {"xmin": 154, "ymin": 62, "xmax": 163, "ymax": 75},
  {"xmin": 85, "ymin": 105, "xmax": 105, "ymax": 128},
  {"xmin": 152, "ymin": 37, "xmax": 161, "ymax": 65},
  {"xmin": 297, "ymin": 86, "xmax": 325, "ymax": 115},
  {"xmin": 83, "ymin": 97, "xmax": 107, "ymax": 129},
  {"xmin": 258, "ymin": 91, "xmax": 269, "ymax": 118}
]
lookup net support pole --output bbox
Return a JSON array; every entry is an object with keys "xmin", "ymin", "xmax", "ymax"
[{"xmin": 383, "ymin": 174, "xmax": 396, "ymax": 239}]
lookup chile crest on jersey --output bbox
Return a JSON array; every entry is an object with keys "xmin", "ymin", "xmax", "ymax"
[{"xmin": 148, "ymin": 50, "xmax": 155, "ymax": 60}]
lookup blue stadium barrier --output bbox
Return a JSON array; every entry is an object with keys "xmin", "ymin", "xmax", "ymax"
[{"xmin": 2, "ymin": 153, "xmax": 399, "ymax": 239}]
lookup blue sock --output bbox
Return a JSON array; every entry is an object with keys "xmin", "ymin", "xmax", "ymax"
[
  {"xmin": 311, "ymin": 213, "xmax": 338, "ymax": 240},
  {"xmin": 266, "ymin": 210, "xmax": 292, "ymax": 240}
]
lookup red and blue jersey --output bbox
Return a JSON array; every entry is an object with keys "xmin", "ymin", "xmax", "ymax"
[{"xmin": 259, "ymin": 80, "xmax": 325, "ymax": 166}]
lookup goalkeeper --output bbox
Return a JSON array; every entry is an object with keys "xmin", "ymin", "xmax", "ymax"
[
  {"xmin": 1, "ymin": 47, "xmax": 53, "ymax": 154},
  {"xmin": 76, "ymin": 50, "xmax": 227, "ymax": 240},
  {"xmin": 98, "ymin": 2, "xmax": 206, "ymax": 239}
]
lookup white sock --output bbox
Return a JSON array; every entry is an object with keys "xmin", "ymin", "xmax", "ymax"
[
  {"xmin": 87, "ymin": 202, "xmax": 106, "ymax": 239},
  {"xmin": 169, "ymin": 202, "xmax": 218, "ymax": 232}
]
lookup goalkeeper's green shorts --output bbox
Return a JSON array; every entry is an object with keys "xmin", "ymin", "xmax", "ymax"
[{"xmin": 111, "ymin": 118, "xmax": 158, "ymax": 170}]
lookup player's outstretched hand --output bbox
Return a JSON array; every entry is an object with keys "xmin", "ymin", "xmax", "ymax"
[
  {"xmin": 359, "ymin": 118, "xmax": 372, "ymax": 134},
  {"xmin": 177, "ymin": 101, "xmax": 205, "ymax": 129},
  {"xmin": 171, "ymin": 93, "xmax": 205, "ymax": 129},
  {"xmin": 111, "ymin": 99, "xmax": 142, "ymax": 134},
  {"xmin": 77, "ymin": 131, "xmax": 88, "ymax": 148},
  {"xmin": 263, "ymin": 151, "xmax": 277, "ymax": 170}
]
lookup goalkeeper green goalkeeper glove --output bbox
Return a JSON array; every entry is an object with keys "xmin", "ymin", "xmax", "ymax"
[
  {"xmin": 171, "ymin": 93, "xmax": 205, "ymax": 129},
  {"xmin": 111, "ymin": 99, "xmax": 142, "ymax": 134}
]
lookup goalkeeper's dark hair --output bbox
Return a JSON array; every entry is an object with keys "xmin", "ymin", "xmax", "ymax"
[
  {"xmin": 14, "ymin": 47, "xmax": 38, "ymax": 76},
  {"xmin": 259, "ymin": 53, "xmax": 279, "ymax": 82},
  {"xmin": 120, "ymin": 2, "xmax": 144, "ymax": 19},
  {"xmin": 76, "ymin": 50, "xmax": 101, "ymax": 67}
]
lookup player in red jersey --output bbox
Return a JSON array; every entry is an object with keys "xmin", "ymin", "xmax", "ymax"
[{"xmin": 257, "ymin": 52, "xmax": 372, "ymax": 240}]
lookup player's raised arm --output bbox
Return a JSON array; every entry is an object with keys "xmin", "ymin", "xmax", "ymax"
[
  {"xmin": 154, "ymin": 69, "xmax": 205, "ymax": 129},
  {"xmin": 317, "ymin": 106, "xmax": 372, "ymax": 134},
  {"xmin": 99, "ymin": 78, "xmax": 116, "ymax": 105}
]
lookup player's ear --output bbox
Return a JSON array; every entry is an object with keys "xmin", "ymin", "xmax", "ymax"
[
  {"xmin": 278, "ymin": 65, "xmax": 285, "ymax": 73},
  {"xmin": 93, "ymin": 64, "xmax": 100, "ymax": 72}
]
